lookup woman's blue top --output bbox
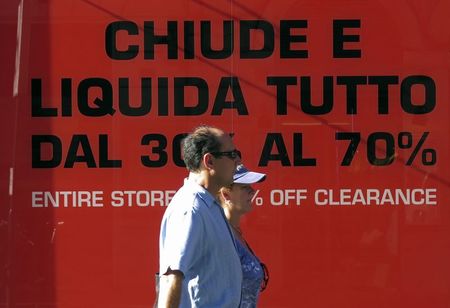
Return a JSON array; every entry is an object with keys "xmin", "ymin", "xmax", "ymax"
[{"xmin": 235, "ymin": 238, "xmax": 264, "ymax": 307}]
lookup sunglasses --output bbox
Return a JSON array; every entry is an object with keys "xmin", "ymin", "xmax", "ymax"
[{"xmin": 210, "ymin": 149, "xmax": 242, "ymax": 160}]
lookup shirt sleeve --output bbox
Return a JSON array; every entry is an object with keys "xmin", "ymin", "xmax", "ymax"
[{"xmin": 160, "ymin": 206, "xmax": 204, "ymax": 277}]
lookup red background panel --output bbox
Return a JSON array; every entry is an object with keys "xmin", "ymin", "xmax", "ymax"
[{"xmin": 1, "ymin": 0, "xmax": 449, "ymax": 307}]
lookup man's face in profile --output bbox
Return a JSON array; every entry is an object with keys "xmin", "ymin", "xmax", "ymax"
[{"xmin": 212, "ymin": 131, "xmax": 240, "ymax": 187}]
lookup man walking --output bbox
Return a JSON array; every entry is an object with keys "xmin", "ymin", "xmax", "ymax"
[{"xmin": 158, "ymin": 125, "xmax": 243, "ymax": 307}]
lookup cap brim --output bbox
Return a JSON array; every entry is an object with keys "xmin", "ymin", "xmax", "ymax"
[{"xmin": 233, "ymin": 172, "xmax": 266, "ymax": 184}]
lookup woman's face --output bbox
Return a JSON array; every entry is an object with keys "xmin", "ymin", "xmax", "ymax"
[{"xmin": 228, "ymin": 183, "xmax": 256, "ymax": 214}]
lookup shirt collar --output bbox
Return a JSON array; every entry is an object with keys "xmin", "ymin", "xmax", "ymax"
[{"xmin": 185, "ymin": 174, "xmax": 219, "ymax": 208}]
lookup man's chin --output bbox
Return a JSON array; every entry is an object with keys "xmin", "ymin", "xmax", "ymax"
[{"xmin": 225, "ymin": 177, "xmax": 234, "ymax": 186}]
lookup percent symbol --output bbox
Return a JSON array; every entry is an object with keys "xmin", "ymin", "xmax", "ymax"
[
  {"xmin": 251, "ymin": 190, "xmax": 264, "ymax": 206},
  {"xmin": 398, "ymin": 132, "xmax": 436, "ymax": 165}
]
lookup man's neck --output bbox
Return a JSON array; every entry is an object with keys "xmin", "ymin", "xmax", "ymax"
[{"xmin": 188, "ymin": 171, "xmax": 220, "ymax": 197}]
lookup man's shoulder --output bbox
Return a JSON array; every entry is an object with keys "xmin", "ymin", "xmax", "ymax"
[{"xmin": 165, "ymin": 184, "xmax": 209, "ymax": 216}]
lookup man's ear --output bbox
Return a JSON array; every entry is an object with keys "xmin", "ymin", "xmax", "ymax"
[{"xmin": 203, "ymin": 153, "xmax": 214, "ymax": 170}]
